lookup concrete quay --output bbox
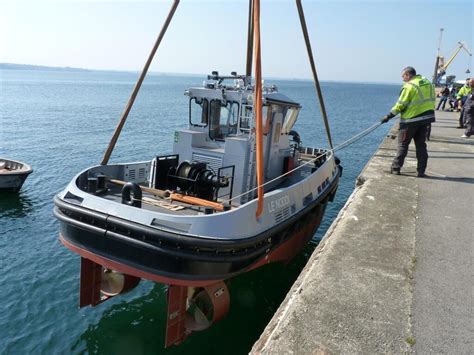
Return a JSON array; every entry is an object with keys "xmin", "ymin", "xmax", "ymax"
[{"xmin": 251, "ymin": 110, "xmax": 473, "ymax": 354}]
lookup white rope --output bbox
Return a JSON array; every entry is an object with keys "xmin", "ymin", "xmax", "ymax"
[
  {"xmin": 332, "ymin": 122, "xmax": 382, "ymax": 151},
  {"xmin": 224, "ymin": 121, "xmax": 383, "ymax": 204}
]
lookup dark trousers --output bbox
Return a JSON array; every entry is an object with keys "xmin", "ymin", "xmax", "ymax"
[
  {"xmin": 463, "ymin": 98, "xmax": 474, "ymax": 137},
  {"xmin": 459, "ymin": 107, "xmax": 465, "ymax": 127},
  {"xmin": 392, "ymin": 124, "xmax": 428, "ymax": 174},
  {"xmin": 465, "ymin": 116, "xmax": 473, "ymax": 137},
  {"xmin": 436, "ymin": 96, "xmax": 447, "ymax": 110},
  {"xmin": 459, "ymin": 96, "xmax": 468, "ymax": 127}
]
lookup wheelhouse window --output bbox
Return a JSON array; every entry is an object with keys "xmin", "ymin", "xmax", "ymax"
[
  {"xmin": 281, "ymin": 106, "xmax": 300, "ymax": 134},
  {"xmin": 209, "ymin": 100, "xmax": 239, "ymax": 140},
  {"xmin": 189, "ymin": 97, "xmax": 209, "ymax": 126}
]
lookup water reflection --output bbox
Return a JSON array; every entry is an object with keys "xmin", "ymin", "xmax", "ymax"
[
  {"xmin": 0, "ymin": 191, "xmax": 34, "ymax": 218},
  {"xmin": 72, "ymin": 284, "xmax": 169, "ymax": 355},
  {"xmin": 72, "ymin": 244, "xmax": 318, "ymax": 355}
]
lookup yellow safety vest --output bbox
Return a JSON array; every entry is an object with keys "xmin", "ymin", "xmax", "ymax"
[
  {"xmin": 456, "ymin": 85, "xmax": 473, "ymax": 100},
  {"xmin": 391, "ymin": 75, "xmax": 435, "ymax": 127}
]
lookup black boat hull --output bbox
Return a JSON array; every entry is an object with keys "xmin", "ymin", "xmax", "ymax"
[
  {"xmin": 0, "ymin": 172, "xmax": 31, "ymax": 192},
  {"xmin": 55, "ymin": 175, "xmax": 338, "ymax": 287}
]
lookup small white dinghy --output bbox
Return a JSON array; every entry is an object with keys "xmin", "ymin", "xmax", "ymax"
[{"xmin": 0, "ymin": 158, "xmax": 33, "ymax": 192}]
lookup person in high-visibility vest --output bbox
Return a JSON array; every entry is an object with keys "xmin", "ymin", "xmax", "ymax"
[
  {"xmin": 381, "ymin": 66, "xmax": 435, "ymax": 177},
  {"xmin": 461, "ymin": 79, "xmax": 474, "ymax": 138},
  {"xmin": 456, "ymin": 78, "xmax": 473, "ymax": 128}
]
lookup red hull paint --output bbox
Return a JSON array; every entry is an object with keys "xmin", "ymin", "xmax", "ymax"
[
  {"xmin": 248, "ymin": 210, "xmax": 322, "ymax": 271},
  {"xmin": 60, "ymin": 209, "xmax": 321, "ymax": 288},
  {"xmin": 165, "ymin": 285, "xmax": 188, "ymax": 347},
  {"xmin": 79, "ymin": 257, "xmax": 103, "ymax": 307},
  {"xmin": 61, "ymin": 235, "xmax": 216, "ymax": 287}
]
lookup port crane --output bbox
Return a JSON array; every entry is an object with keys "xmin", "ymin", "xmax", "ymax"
[{"xmin": 433, "ymin": 28, "xmax": 472, "ymax": 85}]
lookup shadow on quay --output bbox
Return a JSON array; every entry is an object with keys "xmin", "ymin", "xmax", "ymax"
[{"xmin": 430, "ymin": 138, "xmax": 474, "ymax": 146}]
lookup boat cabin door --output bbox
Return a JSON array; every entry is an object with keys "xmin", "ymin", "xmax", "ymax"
[{"xmin": 264, "ymin": 107, "xmax": 284, "ymax": 180}]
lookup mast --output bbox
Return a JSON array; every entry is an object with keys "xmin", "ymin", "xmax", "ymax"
[{"xmin": 101, "ymin": 0, "xmax": 180, "ymax": 165}]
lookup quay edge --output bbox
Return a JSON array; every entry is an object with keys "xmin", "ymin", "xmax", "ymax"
[{"xmin": 251, "ymin": 109, "xmax": 474, "ymax": 354}]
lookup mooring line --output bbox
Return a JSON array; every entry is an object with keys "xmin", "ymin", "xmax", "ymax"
[
  {"xmin": 224, "ymin": 121, "xmax": 384, "ymax": 204},
  {"xmin": 332, "ymin": 122, "xmax": 382, "ymax": 152}
]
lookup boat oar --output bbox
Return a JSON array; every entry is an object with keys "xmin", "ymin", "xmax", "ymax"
[
  {"xmin": 108, "ymin": 179, "xmax": 226, "ymax": 212},
  {"xmin": 169, "ymin": 193, "xmax": 226, "ymax": 212}
]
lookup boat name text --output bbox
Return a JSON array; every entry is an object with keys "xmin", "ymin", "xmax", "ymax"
[{"xmin": 268, "ymin": 195, "xmax": 290, "ymax": 213}]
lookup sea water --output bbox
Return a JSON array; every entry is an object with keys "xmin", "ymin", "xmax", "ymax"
[{"xmin": 0, "ymin": 69, "xmax": 398, "ymax": 354}]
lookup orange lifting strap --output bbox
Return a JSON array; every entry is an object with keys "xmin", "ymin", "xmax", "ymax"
[{"xmin": 253, "ymin": 0, "xmax": 264, "ymax": 219}]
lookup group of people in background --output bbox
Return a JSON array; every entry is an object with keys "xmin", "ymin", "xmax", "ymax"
[
  {"xmin": 436, "ymin": 77, "xmax": 474, "ymax": 138},
  {"xmin": 435, "ymin": 85, "xmax": 458, "ymax": 111}
]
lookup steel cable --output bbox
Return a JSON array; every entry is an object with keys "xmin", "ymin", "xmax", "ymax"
[{"xmin": 224, "ymin": 121, "xmax": 384, "ymax": 204}]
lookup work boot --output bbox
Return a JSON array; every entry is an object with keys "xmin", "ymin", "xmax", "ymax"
[{"xmin": 390, "ymin": 167, "xmax": 400, "ymax": 175}]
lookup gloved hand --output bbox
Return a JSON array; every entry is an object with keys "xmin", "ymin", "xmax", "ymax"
[
  {"xmin": 380, "ymin": 115, "xmax": 391, "ymax": 124},
  {"xmin": 380, "ymin": 112, "xmax": 395, "ymax": 124}
]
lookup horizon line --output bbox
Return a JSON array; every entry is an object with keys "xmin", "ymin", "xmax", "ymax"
[{"xmin": 0, "ymin": 62, "xmax": 401, "ymax": 86}]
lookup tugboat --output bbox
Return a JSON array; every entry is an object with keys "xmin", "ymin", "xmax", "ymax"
[
  {"xmin": 0, "ymin": 158, "xmax": 33, "ymax": 192},
  {"xmin": 54, "ymin": 0, "xmax": 341, "ymax": 347}
]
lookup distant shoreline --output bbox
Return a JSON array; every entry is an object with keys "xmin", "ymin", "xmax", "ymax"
[
  {"xmin": 0, "ymin": 63, "xmax": 399, "ymax": 86},
  {"xmin": 0, "ymin": 62, "xmax": 214, "ymax": 79},
  {"xmin": 0, "ymin": 63, "xmax": 91, "ymax": 72}
]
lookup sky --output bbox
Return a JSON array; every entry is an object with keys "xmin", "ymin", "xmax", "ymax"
[{"xmin": 1, "ymin": 0, "xmax": 473, "ymax": 83}]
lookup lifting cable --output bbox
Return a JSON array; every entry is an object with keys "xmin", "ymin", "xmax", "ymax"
[
  {"xmin": 226, "ymin": 0, "xmax": 378, "ymax": 207},
  {"xmin": 245, "ymin": 0, "xmax": 254, "ymax": 78},
  {"xmin": 296, "ymin": 0, "xmax": 333, "ymax": 150},
  {"xmin": 100, "ymin": 0, "xmax": 180, "ymax": 166}
]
